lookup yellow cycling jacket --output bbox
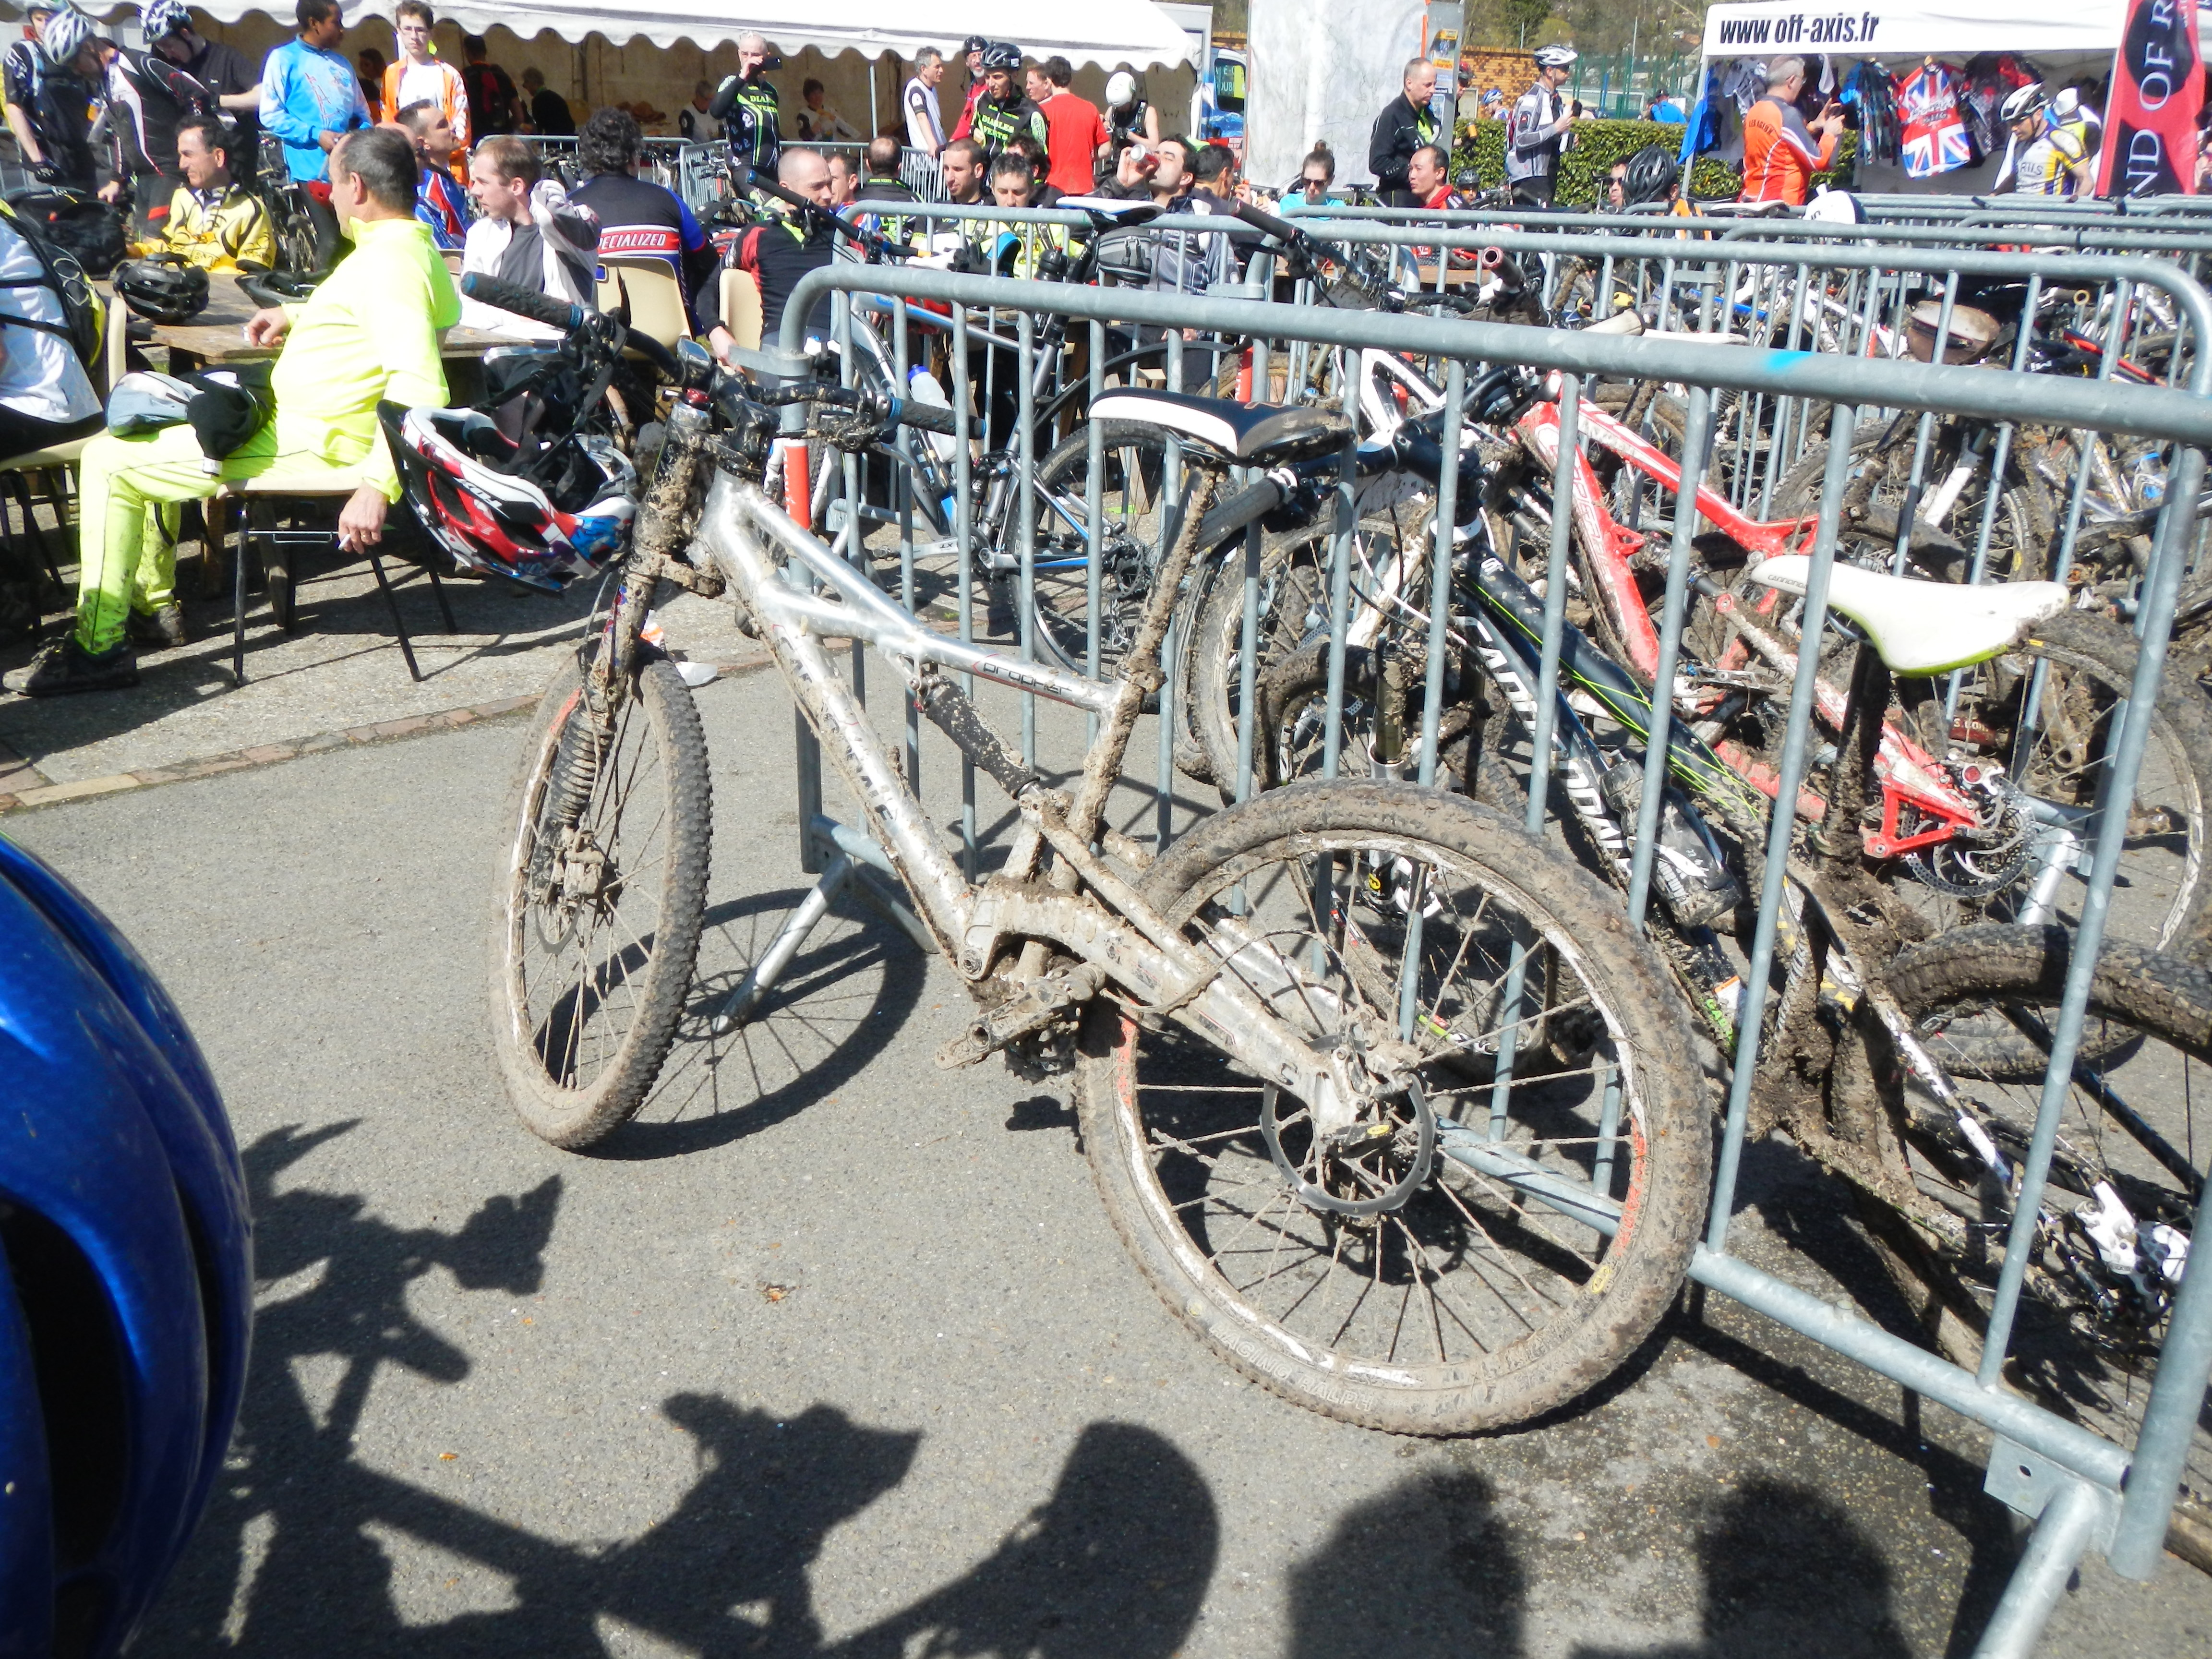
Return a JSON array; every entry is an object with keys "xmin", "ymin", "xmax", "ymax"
[{"xmin": 163, "ymin": 184, "xmax": 276, "ymax": 273}]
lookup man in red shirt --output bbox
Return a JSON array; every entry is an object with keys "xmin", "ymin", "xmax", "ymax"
[
  {"xmin": 948, "ymin": 35, "xmax": 989, "ymax": 141},
  {"xmin": 1035, "ymin": 54, "xmax": 1106, "ymax": 195}
]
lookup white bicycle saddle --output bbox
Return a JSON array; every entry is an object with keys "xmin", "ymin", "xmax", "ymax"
[{"xmin": 1745, "ymin": 555, "xmax": 2069, "ymax": 677}]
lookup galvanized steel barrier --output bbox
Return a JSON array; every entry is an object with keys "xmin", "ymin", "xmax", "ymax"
[{"xmin": 721, "ymin": 212, "xmax": 2212, "ymax": 1655}]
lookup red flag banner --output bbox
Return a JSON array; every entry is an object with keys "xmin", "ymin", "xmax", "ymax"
[{"xmin": 2096, "ymin": 0, "xmax": 2204, "ymax": 195}]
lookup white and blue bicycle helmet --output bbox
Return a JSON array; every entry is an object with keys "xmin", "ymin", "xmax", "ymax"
[{"xmin": 0, "ymin": 834, "xmax": 252, "ymax": 1657}]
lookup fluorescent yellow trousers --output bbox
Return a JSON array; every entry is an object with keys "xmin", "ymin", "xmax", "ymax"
[{"xmin": 72, "ymin": 418, "xmax": 370, "ymax": 654}]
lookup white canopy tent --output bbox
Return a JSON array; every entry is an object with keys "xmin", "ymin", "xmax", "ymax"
[
  {"xmin": 1694, "ymin": 0, "xmax": 2189, "ymax": 192},
  {"xmin": 182, "ymin": 0, "xmax": 1195, "ymax": 67},
  {"xmin": 1699, "ymin": 0, "xmax": 2165, "ymax": 59},
  {"xmin": 1244, "ymin": 0, "xmax": 1432, "ymax": 195}
]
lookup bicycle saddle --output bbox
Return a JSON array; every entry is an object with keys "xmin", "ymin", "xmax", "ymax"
[
  {"xmin": 1745, "ymin": 555, "xmax": 2070, "ymax": 677},
  {"xmin": 1090, "ymin": 389, "xmax": 1352, "ymax": 465}
]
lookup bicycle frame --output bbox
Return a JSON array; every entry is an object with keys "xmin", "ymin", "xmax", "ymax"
[
  {"xmin": 1514, "ymin": 389, "xmax": 1988, "ymax": 853},
  {"xmin": 694, "ymin": 465, "xmax": 1397, "ymax": 1138}
]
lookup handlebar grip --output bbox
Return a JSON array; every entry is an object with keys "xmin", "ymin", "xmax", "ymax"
[
  {"xmin": 459, "ymin": 273, "xmax": 586, "ymax": 333},
  {"xmin": 892, "ymin": 397, "xmax": 957, "ymax": 436},
  {"xmin": 623, "ymin": 329, "xmax": 680, "ymax": 379},
  {"xmin": 1231, "ymin": 198, "xmax": 1304, "ymax": 245}
]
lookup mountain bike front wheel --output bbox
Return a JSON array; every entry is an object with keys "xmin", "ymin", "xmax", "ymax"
[
  {"xmin": 1076, "ymin": 781, "xmax": 1709, "ymax": 1433},
  {"xmin": 489, "ymin": 657, "xmax": 712, "ymax": 1149}
]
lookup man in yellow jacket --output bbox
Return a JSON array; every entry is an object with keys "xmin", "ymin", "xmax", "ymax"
[
  {"xmin": 160, "ymin": 114, "xmax": 275, "ymax": 271},
  {"xmin": 9, "ymin": 125, "xmax": 457, "ymax": 695}
]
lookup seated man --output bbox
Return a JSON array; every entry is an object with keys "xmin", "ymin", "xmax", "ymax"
[
  {"xmin": 458, "ymin": 133, "xmax": 594, "ymax": 337},
  {"xmin": 7, "ymin": 127, "xmax": 458, "ymax": 696},
  {"xmin": 163, "ymin": 113, "xmax": 275, "ymax": 272},
  {"xmin": 396, "ymin": 99, "xmax": 470, "ymax": 248},
  {"xmin": 856, "ymin": 134, "xmax": 917, "ymax": 203},
  {"xmin": 564, "ymin": 106, "xmax": 717, "ymax": 326},
  {"xmin": 849, "ymin": 133, "xmax": 917, "ymax": 242},
  {"xmin": 702, "ymin": 145, "xmax": 837, "ymax": 355}
]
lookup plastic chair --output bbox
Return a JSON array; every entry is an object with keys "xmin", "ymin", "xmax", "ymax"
[
  {"xmin": 721, "ymin": 267, "xmax": 763, "ymax": 352},
  {"xmin": 596, "ymin": 257, "xmax": 689, "ymax": 355}
]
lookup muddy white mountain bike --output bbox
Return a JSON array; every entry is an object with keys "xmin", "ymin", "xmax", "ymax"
[{"xmin": 469, "ymin": 279, "xmax": 1711, "ymax": 1432}]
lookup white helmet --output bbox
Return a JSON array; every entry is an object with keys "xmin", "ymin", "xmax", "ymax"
[
  {"xmin": 1533, "ymin": 45, "xmax": 1577, "ymax": 69},
  {"xmin": 2001, "ymin": 82, "xmax": 2050, "ymax": 126},
  {"xmin": 1106, "ymin": 71, "xmax": 1135, "ymax": 108},
  {"xmin": 39, "ymin": 6, "xmax": 90, "ymax": 67}
]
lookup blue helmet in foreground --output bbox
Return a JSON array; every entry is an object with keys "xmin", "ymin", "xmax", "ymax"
[{"xmin": 0, "ymin": 834, "xmax": 252, "ymax": 1658}]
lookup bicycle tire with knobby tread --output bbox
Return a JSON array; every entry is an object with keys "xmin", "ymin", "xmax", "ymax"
[
  {"xmin": 490, "ymin": 657, "xmax": 713, "ymax": 1149},
  {"xmin": 1074, "ymin": 780, "xmax": 1712, "ymax": 1434},
  {"xmin": 1882, "ymin": 922, "xmax": 2212, "ymax": 1077}
]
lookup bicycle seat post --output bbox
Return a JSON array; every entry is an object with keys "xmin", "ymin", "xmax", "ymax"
[{"xmin": 1813, "ymin": 641, "xmax": 1892, "ymax": 864}]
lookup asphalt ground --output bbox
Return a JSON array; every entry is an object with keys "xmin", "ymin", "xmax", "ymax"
[{"xmin": 12, "ymin": 660, "xmax": 2212, "ymax": 1658}]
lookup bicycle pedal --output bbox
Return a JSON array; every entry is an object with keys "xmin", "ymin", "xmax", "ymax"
[{"xmin": 935, "ymin": 964, "xmax": 1105, "ymax": 1070}]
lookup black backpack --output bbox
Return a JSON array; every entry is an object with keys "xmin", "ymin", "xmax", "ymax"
[
  {"xmin": 5, "ymin": 188, "xmax": 128, "ymax": 278},
  {"xmin": 0, "ymin": 193, "xmax": 108, "ymax": 374}
]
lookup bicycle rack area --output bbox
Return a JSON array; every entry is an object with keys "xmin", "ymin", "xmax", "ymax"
[{"xmin": 714, "ymin": 214, "xmax": 2212, "ymax": 1657}]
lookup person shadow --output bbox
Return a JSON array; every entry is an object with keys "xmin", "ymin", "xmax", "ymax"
[
  {"xmin": 1283, "ymin": 1469, "xmax": 1918, "ymax": 1659},
  {"xmin": 135, "ymin": 1121, "xmax": 1218, "ymax": 1659}
]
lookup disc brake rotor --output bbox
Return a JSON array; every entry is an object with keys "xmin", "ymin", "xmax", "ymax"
[{"xmin": 1261, "ymin": 1074, "xmax": 1437, "ymax": 1217}]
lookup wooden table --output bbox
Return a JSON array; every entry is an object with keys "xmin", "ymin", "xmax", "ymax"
[{"xmin": 139, "ymin": 272, "xmax": 510, "ymax": 402}]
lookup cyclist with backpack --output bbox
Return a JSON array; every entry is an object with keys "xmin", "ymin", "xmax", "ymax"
[
  {"xmin": 7, "ymin": 7, "xmax": 102, "ymax": 191},
  {"xmin": 0, "ymin": 201, "xmax": 102, "ymax": 456},
  {"xmin": 104, "ymin": 6, "xmax": 223, "ymax": 242}
]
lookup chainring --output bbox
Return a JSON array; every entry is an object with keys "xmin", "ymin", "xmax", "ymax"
[{"xmin": 1902, "ymin": 793, "xmax": 2034, "ymax": 897}]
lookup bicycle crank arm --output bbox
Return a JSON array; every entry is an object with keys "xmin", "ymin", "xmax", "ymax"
[{"xmin": 959, "ymin": 881, "xmax": 1383, "ymax": 1136}]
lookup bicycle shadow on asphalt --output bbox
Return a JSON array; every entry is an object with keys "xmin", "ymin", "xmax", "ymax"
[
  {"xmin": 137, "ymin": 1120, "xmax": 1218, "ymax": 1658},
  {"xmin": 594, "ymin": 884, "xmax": 928, "ymax": 1161}
]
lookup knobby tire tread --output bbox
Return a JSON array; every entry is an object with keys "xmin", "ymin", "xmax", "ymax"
[{"xmin": 490, "ymin": 657, "xmax": 713, "ymax": 1149}]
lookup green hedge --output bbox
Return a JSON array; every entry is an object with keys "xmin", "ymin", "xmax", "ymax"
[{"xmin": 1452, "ymin": 119, "xmax": 1858, "ymax": 207}]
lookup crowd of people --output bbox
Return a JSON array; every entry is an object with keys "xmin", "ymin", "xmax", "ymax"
[{"xmin": 0, "ymin": 10, "xmax": 2133, "ymax": 697}]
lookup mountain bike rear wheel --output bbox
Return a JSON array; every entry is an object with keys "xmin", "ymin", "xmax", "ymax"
[
  {"xmin": 1077, "ymin": 781, "xmax": 1709, "ymax": 1432},
  {"xmin": 1872, "ymin": 924, "xmax": 2211, "ymax": 1518}
]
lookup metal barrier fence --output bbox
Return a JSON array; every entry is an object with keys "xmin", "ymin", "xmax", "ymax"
[
  {"xmin": 512, "ymin": 134, "xmax": 945, "ymax": 211},
  {"xmin": 705, "ymin": 204, "xmax": 2212, "ymax": 1654}
]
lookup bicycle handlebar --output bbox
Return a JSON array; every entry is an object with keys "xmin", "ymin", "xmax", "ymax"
[
  {"xmin": 1230, "ymin": 198, "xmax": 1304, "ymax": 245},
  {"xmin": 458, "ymin": 274, "xmax": 682, "ymax": 379},
  {"xmin": 728, "ymin": 377, "xmax": 958, "ymax": 435},
  {"xmin": 730, "ymin": 165, "xmax": 911, "ymax": 263}
]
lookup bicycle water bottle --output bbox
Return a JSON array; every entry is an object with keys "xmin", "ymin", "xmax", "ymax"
[
  {"xmin": 905, "ymin": 367, "xmax": 960, "ymax": 467},
  {"xmin": 2128, "ymin": 449, "xmax": 2168, "ymax": 512}
]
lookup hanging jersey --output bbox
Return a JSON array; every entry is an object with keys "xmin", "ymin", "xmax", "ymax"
[{"xmin": 1896, "ymin": 62, "xmax": 1971, "ymax": 178}]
